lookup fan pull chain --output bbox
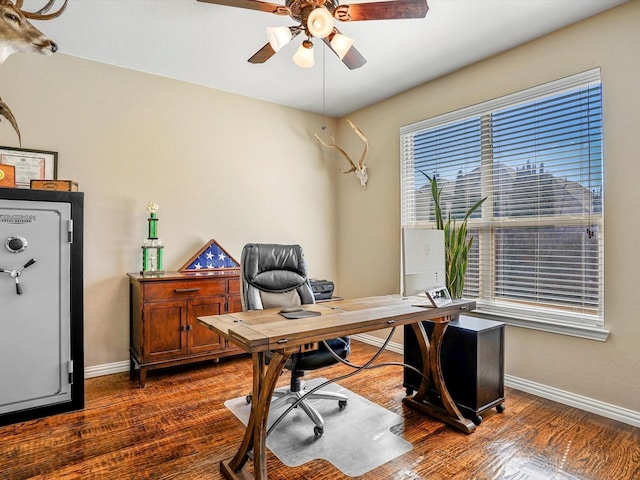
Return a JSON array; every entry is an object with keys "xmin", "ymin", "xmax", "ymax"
[{"xmin": 321, "ymin": 43, "xmax": 327, "ymax": 131}]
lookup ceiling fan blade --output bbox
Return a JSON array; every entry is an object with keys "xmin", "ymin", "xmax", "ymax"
[
  {"xmin": 248, "ymin": 43, "xmax": 276, "ymax": 64},
  {"xmin": 248, "ymin": 29, "xmax": 301, "ymax": 64},
  {"xmin": 335, "ymin": 0, "xmax": 428, "ymax": 21},
  {"xmin": 197, "ymin": 0, "xmax": 287, "ymax": 15},
  {"xmin": 341, "ymin": 46, "xmax": 367, "ymax": 70},
  {"xmin": 323, "ymin": 31, "xmax": 367, "ymax": 70}
]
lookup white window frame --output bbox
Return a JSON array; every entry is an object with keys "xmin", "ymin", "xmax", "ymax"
[{"xmin": 400, "ymin": 69, "xmax": 608, "ymax": 341}]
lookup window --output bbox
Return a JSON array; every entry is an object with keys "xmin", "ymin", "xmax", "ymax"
[{"xmin": 400, "ymin": 69, "xmax": 606, "ymax": 339}]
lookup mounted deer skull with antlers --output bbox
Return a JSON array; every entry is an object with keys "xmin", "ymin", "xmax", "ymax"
[
  {"xmin": 0, "ymin": 0, "xmax": 67, "ymax": 144},
  {"xmin": 315, "ymin": 119, "xmax": 369, "ymax": 190}
]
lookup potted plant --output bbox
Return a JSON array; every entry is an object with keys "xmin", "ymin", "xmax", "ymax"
[{"xmin": 424, "ymin": 173, "xmax": 486, "ymax": 299}]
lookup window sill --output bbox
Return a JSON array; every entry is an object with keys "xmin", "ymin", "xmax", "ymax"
[{"xmin": 468, "ymin": 310, "xmax": 610, "ymax": 341}]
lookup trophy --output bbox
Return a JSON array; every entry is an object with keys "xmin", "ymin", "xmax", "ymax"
[{"xmin": 141, "ymin": 202, "xmax": 164, "ymax": 274}]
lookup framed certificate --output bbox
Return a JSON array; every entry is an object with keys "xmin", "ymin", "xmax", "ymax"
[{"xmin": 0, "ymin": 147, "xmax": 57, "ymax": 188}]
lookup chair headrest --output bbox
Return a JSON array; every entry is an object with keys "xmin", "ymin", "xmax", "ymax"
[{"xmin": 241, "ymin": 243, "xmax": 308, "ymax": 293}]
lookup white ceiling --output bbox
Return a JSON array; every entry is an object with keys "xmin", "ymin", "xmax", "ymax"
[{"xmin": 32, "ymin": 0, "xmax": 625, "ymax": 117}]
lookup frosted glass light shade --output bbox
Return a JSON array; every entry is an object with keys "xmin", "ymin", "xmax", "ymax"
[
  {"xmin": 266, "ymin": 26, "xmax": 292, "ymax": 52},
  {"xmin": 307, "ymin": 7, "xmax": 334, "ymax": 38},
  {"xmin": 293, "ymin": 40, "xmax": 314, "ymax": 68},
  {"xmin": 330, "ymin": 33, "xmax": 354, "ymax": 59}
]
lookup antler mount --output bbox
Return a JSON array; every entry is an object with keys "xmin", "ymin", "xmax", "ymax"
[
  {"xmin": 315, "ymin": 119, "xmax": 369, "ymax": 190},
  {"xmin": 14, "ymin": 0, "xmax": 68, "ymax": 20}
]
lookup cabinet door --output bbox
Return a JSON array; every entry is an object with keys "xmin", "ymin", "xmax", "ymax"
[
  {"xmin": 228, "ymin": 294, "xmax": 243, "ymax": 313},
  {"xmin": 188, "ymin": 298, "xmax": 226, "ymax": 354},
  {"xmin": 0, "ymin": 199, "xmax": 73, "ymax": 415},
  {"xmin": 143, "ymin": 301, "xmax": 187, "ymax": 362}
]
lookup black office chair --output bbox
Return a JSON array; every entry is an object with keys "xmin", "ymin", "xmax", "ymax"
[{"xmin": 240, "ymin": 243, "xmax": 350, "ymax": 437}]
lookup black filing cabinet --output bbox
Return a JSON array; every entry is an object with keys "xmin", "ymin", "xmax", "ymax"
[{"xmin": 404, "ymin": 315, "xmax": 505, "ymax": 425}]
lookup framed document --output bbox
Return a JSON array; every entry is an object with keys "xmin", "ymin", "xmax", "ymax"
[{"xmin": 0, "ymin": 147, "xmax": 57, "ymax": 188}]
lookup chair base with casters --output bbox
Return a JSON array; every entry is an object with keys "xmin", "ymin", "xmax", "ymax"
[
  {"xmin": 247, "ymin": 377, "xmax": 348, "ymax": 438},
  {"xmin": 245, "ymin": 337, "xmax": 350, "ymax": 437}
]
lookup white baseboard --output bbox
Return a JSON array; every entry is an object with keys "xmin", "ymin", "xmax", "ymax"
[
  {"xmin": 352, "ymin": 333, "xmax": 404, "ymax": 355},
  {"xmin": 85, "ymin": 337, "xmax": 640, "ymax": 429},
  {"xmin": 85, "ymin": 360, "xmax": 130, "ymax": 379},
  {"xmin": 82, "ymin": 337, "xmax": 403, "ymax": 378},
  {"xmin": 353, "ymin": 334, "xmax": 640, "ymax": 429},
  {"xmin": 503, "ymin": 374, "xmax": 640, "ymax": 428}
]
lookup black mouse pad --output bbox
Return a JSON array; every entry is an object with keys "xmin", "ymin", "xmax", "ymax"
[{"xmin": 279, "ymin": 310, "xmax": 322, "ymax": 320}]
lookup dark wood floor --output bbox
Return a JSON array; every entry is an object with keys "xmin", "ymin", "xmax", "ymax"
[{"xmin": 1, "ymin": 341, "xmax": 639, "ymax": 480}]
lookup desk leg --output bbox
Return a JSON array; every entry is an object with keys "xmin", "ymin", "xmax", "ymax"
[
  {"xmin": 402, "ymin": 319, "xmax": 476, "ymax": 434},
  {"xmin": 220, "ymin": 349, "xmax": 293, "ymax": 480}
]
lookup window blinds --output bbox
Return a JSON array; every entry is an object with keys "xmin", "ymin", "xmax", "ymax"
[{"xmin": 400, "ymin": 69, "xmax": 603, "ymax": 326}]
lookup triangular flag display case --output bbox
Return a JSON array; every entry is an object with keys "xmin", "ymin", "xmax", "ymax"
[{"xmin": 179, "ymin": 239, "xmax": 240, "ymax": 272}]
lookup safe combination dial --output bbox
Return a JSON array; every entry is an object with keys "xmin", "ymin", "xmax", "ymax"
[{"xmin": 5, "ymin": 235, "xmax": 28, "ymax": 253}]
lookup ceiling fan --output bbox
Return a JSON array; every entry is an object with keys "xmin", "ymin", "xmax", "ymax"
[{"xmin": 197, "ymin": 0, "xmax": 429, "ymax": 69}]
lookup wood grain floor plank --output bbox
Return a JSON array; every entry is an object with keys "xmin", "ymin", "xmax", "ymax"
[{"xmin": 1, "ymin": 341, "xmax": 638, "ymax": 479}]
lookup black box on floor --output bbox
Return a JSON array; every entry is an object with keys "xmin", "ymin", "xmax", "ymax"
[{"xmin": 403, "ymin": 315, "xmax": 505, "ymax": 425}]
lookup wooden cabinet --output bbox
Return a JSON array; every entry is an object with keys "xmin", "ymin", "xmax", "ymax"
[
  {"xmin": 128, "ymin": 270, "xmax": 243, "ymax": 387},
  {"xmin": 404, "ymin": 315, "xmax": 505, "ymax": 425}
]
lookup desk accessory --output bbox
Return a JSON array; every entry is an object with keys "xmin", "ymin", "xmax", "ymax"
[
  {"xmin": 309, "ymin": 278, "xmax": 335, "ymax": 300},
  {"xmin": 426, "ymin": 286, "xmax": 452, "ymax": 307},
  {"xmin": 279, "ymin": 309, "xmax": 321, "ymax": 320}
]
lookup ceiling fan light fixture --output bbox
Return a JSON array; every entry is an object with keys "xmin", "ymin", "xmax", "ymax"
[
  {"xmin": 266, "ymin": 26, "xmax": 293, "ymax": 52},
  {"xmin": 307, "ymin": 7, "xmax": 334, "ymax": 38},
  {"xmin": 330, "ymin": 33, "xmax": 354, "ymax": 60},
  {"xmin": 293, "ymin": 39, "xmax": 315, "ymax": 68}
]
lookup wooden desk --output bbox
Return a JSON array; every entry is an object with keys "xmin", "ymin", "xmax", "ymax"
[{"xmin": 199, "ymin": 295, "xmax": 476, "ymax": 480}]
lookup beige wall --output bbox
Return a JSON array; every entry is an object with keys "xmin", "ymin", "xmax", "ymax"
[
  {"xmin": 1, "ymin": 1, "xmax": 638, "ymax": 415},
  {"xmin": 1, "ymin": 53, "xmax": 339, "ymax": 367},
  {"xmin": 336, "ymin": 1, "xmax": 640, "ymax": 412}
]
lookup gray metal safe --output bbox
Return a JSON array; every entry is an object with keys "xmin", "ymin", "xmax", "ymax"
[{"xmin": 0, "ymin": 187, "xmax": 83, "ymax": 426}]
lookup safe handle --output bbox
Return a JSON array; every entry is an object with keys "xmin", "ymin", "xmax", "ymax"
[{"xmin": 21, "ymin": 258, "xmax": 36, "ymax": 270}]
